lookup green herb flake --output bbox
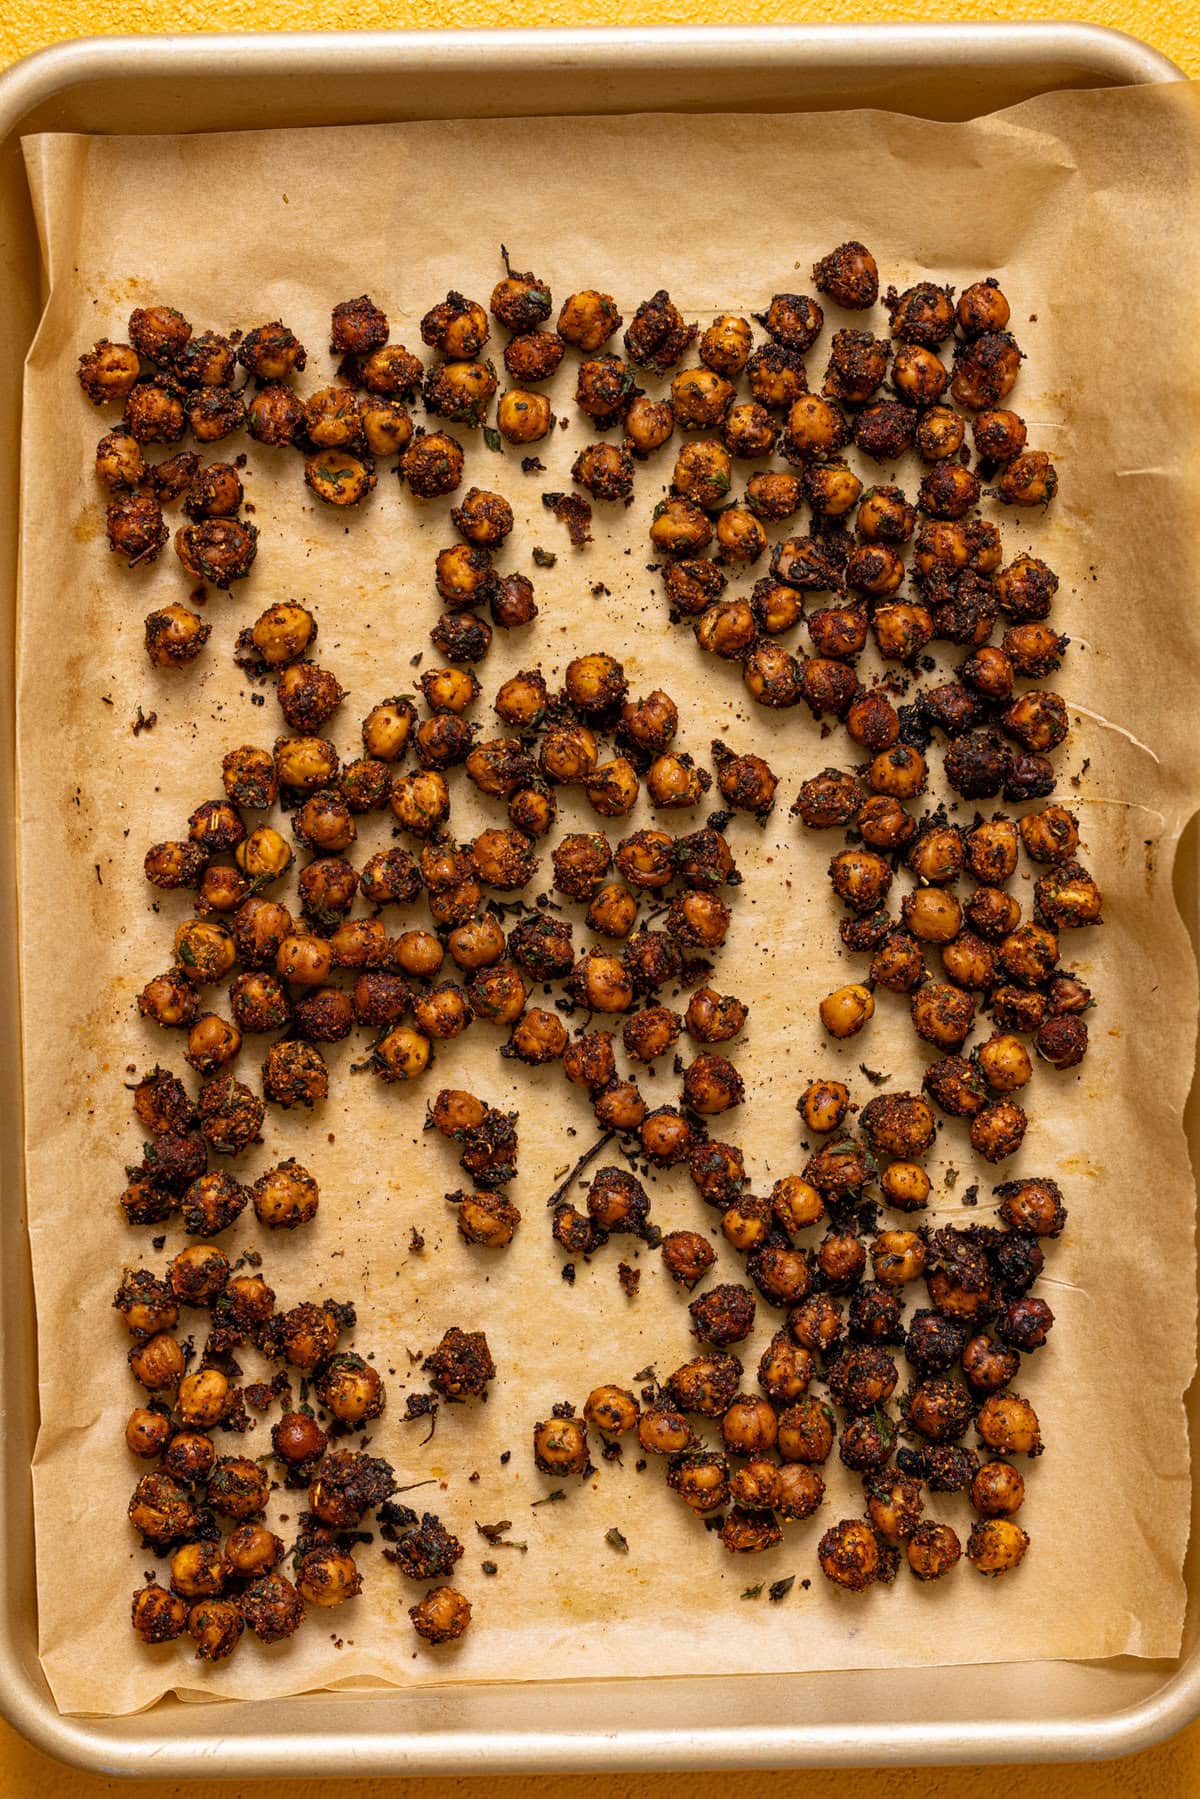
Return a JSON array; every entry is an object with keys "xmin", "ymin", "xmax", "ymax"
[
  {"xmin": 605, "ymin": 1527, "xmax": 629, "ymax": 1553},
  {"xmin": 483, "ymin": 426, "xmax": 503, "ymax": 453},
  {"xmin": 532, "ymin": 546, "xmax": 557, "ymax": 569},
  {"xmin": 740, "ymin": 1584, "xmax": 763, "ymax": 1600},
  {"xmin": 768, "ymin": 1576, "xmax": 796, "ymax": 1603}
]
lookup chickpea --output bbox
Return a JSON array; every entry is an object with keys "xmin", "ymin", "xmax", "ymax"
[
  {"xmin": 694, "ymin": 598, "xmax": 757, "ymax": 659},
  {"xmin": 79, "ymin": 337, "xmax": 142, "ymax": 405},
  {"xmin": 971, "ymin": 1460, "xmax": 1026, "ymax": 1518},
  {"xmin": 552, "ymin": 831, "xmax": 612, "ymax": 900},
  {"xmin": 131, "ymin": 1582, "xmax": 189, "ymax": 1645},
  {"xmin": 583, "ymin": 1386, "xmax": 640, "ymax": 1439},
  {"xmin": 647, "ymin": 748, "xmax": 705, "ymax": 805},
  {"xmin": 951, "ymin": 331, "xmax": 1022, "ymax": 411},
  {"xmin": 911, "ymin": 983, "xmax": 976, "ymax": 1052},
  {"xmin": 144, "ymin": 602, "xmax": 211, "ymax": 670},
  {"xmin": 969, "ymin": 1100, "xmax": 1028, "ymax": 1163},
  {"xmin": 811, "ymin": 239, "xmax": 878, "ymax": 308},
  {"xmin": 720, "ymin": 1395, "xmax": 779, "ymax": 1459},
  {"xmin": 533, "ymin": 1416, "xmax": 590, "ymax": 1477},
  {"xmin": 633, "ymin": 1401, "xmax": 693, "ymax": 1459},
  {"xmin": 967, "ymin": 1518, "xmax": 1030, "ymax": 1577},
  {"xmin": 770, "ymin": 1175, "xmax": 825, "ymax": 1237},
  {"xmin": 668, "ymin": 1451, "xmax": 732, "ymax": 1515},
  {"xmin": 649, "ymin": 496, "xmax": 714, "ymax": 558},
  {"xmin": 671, "ymin": 366, "xmax": 734, "ymax": 429},
  {"xmin": 751, "ymin": 343, "xmax": 815, "ymax": 413},
  {"xmin": 818, "ymin": 983, "xmax": 874, "ymax": 1039},
  {"xmin": 799, "ymin": 1080, "xmax": 849, "ymax": 1136},
  {"xmin": 620, "ymin": 395, "xmax": 674, "ymax": 461},
  {"xmin": 657, "ymin": 1231, "xmax": 715, "ymax": 1293},
  {"xmin": 128, "ymin": 1331, "xmax": 185, "ymax": 1392},
  {"xmin": 890, "ymin": 343, "xmax": 949, "ymax": 406},
  {"xmin": 557, "ymin": 288, "xmax": 621, "ymax": 352},
  {"xmin": 720, "ymin": 401, "xmax": 776, "ymax": 460},
  {"xmin": 901, "ymin": 887, "xmax": 963, "ymax": 945},
  {"xmin": 871, "ymin": 601, "xmax": 933, "ymax": 663},
  {"xmin": 585, "ymin": 757, "xmax": 639, "ymax": 818},
  {"xmin": 869, "ymin": 932, "xmax": 925, "ymax": 994},
  {"xmin": 827, "ymin": 847, "xmax": 892, "ymax": 917},
  {"xmin": 740, "ymin": 640, "xmax": 801, "ymax": 709}
]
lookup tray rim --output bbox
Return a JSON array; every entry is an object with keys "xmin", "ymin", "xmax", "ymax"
[{"xmin": 0, "ymin": 19, "xmax": 1194, "ymax": 1776}]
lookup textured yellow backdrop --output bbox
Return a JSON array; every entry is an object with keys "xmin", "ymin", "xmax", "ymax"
[{"xmin": 2, "ymin": 2, "xmax": 1198, "ymax": 1792}]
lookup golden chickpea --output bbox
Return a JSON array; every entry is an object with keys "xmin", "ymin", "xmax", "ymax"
[
  {"xmin": 907, "ymin": 1522, "xmax": 961, "ymax": 1583},
  {"xmin": 818, "ymin": 984, "xmax": 874, "ymax": 1039},
  {"xmin": 623, "ymin": 394, "xmax": 675, "ymax": 457},
  {"xmin": 902, "ymin": 887, "xmax": 963, "ymax": 944},
  {"xmin": 177, "ymin": 1368, "xmax": 229, "ymax": 1429},
  {"xmin": 801, "ymin": 1080, "xmax": 850, "ymax": 1134},
  {"xmin": 584, "ymin": 1386, "xmax": 640, "ymax": 1437},
  {"xmin": 721, "ymin": 1395, "xmax": 779, "ymax": 1457},
  {"xmin": 872, "ymin": 1230, "xmax": 927, "ymax": 1287},
  {"xmin": 967, "ymin": 1518, "xmax": 1030, "ymax": 1576},
  {"xmin": 880, "ymin": 1162, "xmax": 931, "ymax": 1212},
  {"xmin": 533, "ymin": 1416, "xmax": 590, "ymax": 1477},
  {"xmin": 130, "ymin": 1583, "xmax": 189, "ymax": 1645},
  {"xmin": 558, "ymin": 289, "xmax": 622, "ymax": 352},
  {"xmin": 129, "ymin": 1333, "xmax": 184, "ymax": 1392},
  {"xmin": 671, "ymin": 366, "xmax": 734, "ymax": 429}
]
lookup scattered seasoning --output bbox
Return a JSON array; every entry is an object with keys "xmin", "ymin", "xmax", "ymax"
[
  {"xmin": 768, "ymin": 1576, "xmax": 796, "ymax": 1603},
  {"xmin": 531, "ymin": 545, "xmax": 557, "ymax": 568},
  {"xmin": 604, "ymin": 1527, "xmax": 629, "ymax": 1553},
  {"xmin": 541, "ymin": 491, "xmax": 593, "ymax": 546},
  {"xmin": 481, "ymin": 1560, "xmax": 499, "ymax": 1575},
  {"xmin": 617, "ymin": 1262, "xmax": 641, "ymax": 1299},
  {"xmin": 476, "ymin": 1521, "xmax": 528, "ymax": 1552},
  {"xmin": 740, "ymin": 1584, "xmax": 763, "ymax": 1600},
  {"xmin": 520, "ymin": 456, "xmax": 546, "ymax": 474},
  {"xmin": 858, "ymin": 1063, "xmax": 887, "ymax": 1087},
  {"xmin": 131, "ymin": 707, "xmax": 157, "ymax": 735},
  {"xmin": 482, "ymin": 427, "xmax": 503, "ymax": 453},
  {"xmin": 545, "ymin": 1132, "xmax": 615, "ymax": 1208},
  {"xmin": 531, "ymin": 1489, "xmax": 566, "ymax": 1508},
  {"xmin": 408, "ymin": 1227, "xmax": 425, "ymax": 1253}
]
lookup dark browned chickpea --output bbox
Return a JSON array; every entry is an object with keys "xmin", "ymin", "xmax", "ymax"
[
  {"xmin": 400, "ymin": 429, "xmax": 464, "ymax": 497},
  {"xmin": 951, "ymin": 331, "xmax": 1022, "ymax": 411},
  {"xmin": 621, "ymin": 288, "xmax": 695, "ymax": 372},
  {"xmin": 106, "ymin": 489, "xmax": 169, "ymax": 566},
  {"xmin": 919, "ymin": 462, "xmax": 981, "ymax": 521},
  {"xmin": 740, "ymin": 644, "xmax": 801, "ymax": 710},
  {"xmin": 806, "ymin": 604, "xmax": 868, "ymax": 662},
  {"xmin": 682, "ymin": 1053, "xmax": 743, "ymax": 1116},
  {"xmin": 1021, "ymin": 805, "xmax": 1086, "ymax": 867},
  {"xmin": 822, "ymin": 328, "xmax": 887, "ymax": 405},
  {"xmin": 420, "ymin": 291, "xmax": 488, "ymax": 359},
  {"xmin": 174, "ymin": 517, "xmax": 258, "ymax": 587},
  {"xmin": 972, "ymin": 1460, "xmax": 1026, "ymax": 1518},
  {"xmin": 853, "ymin": 401, "xmax": 917, "ymax": 462},
  {"xmin": 869, "ymin": 932, "xmax": 925, "ymax": 994},
  {"xmin": 968, "ymin": 1100, "xmax": 1027, "ymax": 1163},
  {"xmin": 503, "ymin": 330, "xmax": 565, "ymax": 384},
  {"xmin": 721, "ymin": 401, "xmax": 777, "ymax": 460},
  {"xmin": 812, "ymin": 241, "xmax": 878, "ymax": 309},
  {"xmin": 409, "ymin": 1586, "xmax": 472, "ymax": 1645},
  {"xmin": 938, "ymin": 933, "xmax": 994, "ymax": 992},
  {"xmin": 866, "ymin": 743, "xmax": 926, "ymax": 801},
  {"xmin": 1034, "ymin": 862, "xmax": 1102, "ymax": 930},
  {"xmin": 490, "ymin": 260, "xmax": 552, "ymax": 332},
  {"xmin": 715, "ymin": 506, "xmax": 767, "ymax": 565},
  {"xmin": 95, "ymin": 427, "xmax": 146, "ymax": 491},
  {"xmin": 575, "ymin": 355, "xmax": 635, "ymax": 428}
]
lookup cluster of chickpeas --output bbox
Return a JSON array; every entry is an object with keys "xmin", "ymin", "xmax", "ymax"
[
  {"xmin": 531, "ymin": 1093, "xmax": 1059, "ymax": 1588},
  {"xmin": 135, "ymin": 645, "xmax": 751, "ymax": 1214},
  {"xmin": 121, "ymin": 1070, "xmax": 483, "ymax": 1658}
]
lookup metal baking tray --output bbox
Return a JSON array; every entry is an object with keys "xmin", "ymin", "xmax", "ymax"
[{"xmin": 0, "ymin": 22, "xmax": 1194, "ymax": 1775}]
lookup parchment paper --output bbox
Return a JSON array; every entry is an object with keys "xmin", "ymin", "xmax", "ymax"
[{"xmin": 17, "ymin": 80, "xmax": 1200, "ymax": 1717}]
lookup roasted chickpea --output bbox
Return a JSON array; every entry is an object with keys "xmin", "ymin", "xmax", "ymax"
[
  {"xmin": 144, "ymin": 602, "xmax": 211, "ymax": 669},
  {"xmin": 971, "ymin": 1460, "xmax": 1026, "ymax": 1518},
  {"xmin": 899, "ymin": 887, "xmax": 961, "ymax": 945},
  {"xmin": 869, "ymin": 932, "xmax": 925, "ymax": 994},
  {"xmin": 818, "ymin": 984, "xmax": 874, "ymax": 1039},
  {"xmin": 79, "ymin": 337, "xmax": 142, "ymax": 406},
  {"xmin": 533, "ymin": 1416, "xmax": 590, "ymax": 1478},
  {"xmin": 671, "ymin": 366, "xmax": 734, "ymax": 429},
  {"xmin": 668, "ymin": 1451, "xmax": 732, "ymax": 1515},
  {"xmin": 131, "ymin": 1582, "xmax": 189, "ymax": 1644},
  {"xmin": 623, "ymin": 393, "xmax": 675, "ymax": 459},
  {"xmin": 871, "ymin": 602, "xmax": 933, "ymax": 663}
]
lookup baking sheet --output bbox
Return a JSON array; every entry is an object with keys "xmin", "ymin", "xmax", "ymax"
[{"xmin": 16, "ymin": 79, "xmax": 1200, "ymax": 1717}]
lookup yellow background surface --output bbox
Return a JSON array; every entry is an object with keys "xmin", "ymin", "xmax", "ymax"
[{"xmin": 1, "ymin": 1, "xmax": 1197, "ymax": 1791}]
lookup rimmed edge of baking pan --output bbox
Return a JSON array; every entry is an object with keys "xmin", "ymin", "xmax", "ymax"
[{"xmin": 0, "ymin": 23, "xmax": 1194, "ymax": 1775}]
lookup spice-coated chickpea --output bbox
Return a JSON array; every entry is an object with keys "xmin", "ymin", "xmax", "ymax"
[
  {"xmin": 557, "ymin": 289, "xmax": 622, "ymax": 351},
  {"xmin": 584, "ymin": 1386, "xmax": 640, "ymax": 1437},
  {"xmin": 533, "ymin": 1416, "xmax": 590, "ymax": 1478},
  {"xmin": 967, "ymin": 1518, "xmax": 1030, "ymax": 1576},
  {"xmin": 757, "ymin": 1332, "xmax": 814, "ymax": 1405},
  {"xmin": 723, "ymin": 402, "xmax": 778, "ymax": 459},
  {"xmin": 721, "ymin": 1395, "xmax": 779, "ymax": 1457},
  {"xmin": 671, "ymin": 366, "xmax": 734, "ymax": 429},
  {"xmin": 812, "ymin": 240, "xmax": 879, "ymax": 308},
  {"xmin": 971, "ymin": 1460, "xmax": 1026, "ymax": 1518}
]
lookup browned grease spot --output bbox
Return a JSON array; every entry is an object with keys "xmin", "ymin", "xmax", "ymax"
[{"xmin": 72, "ymin": 502, "xmax": 101, "ymax": 544}]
